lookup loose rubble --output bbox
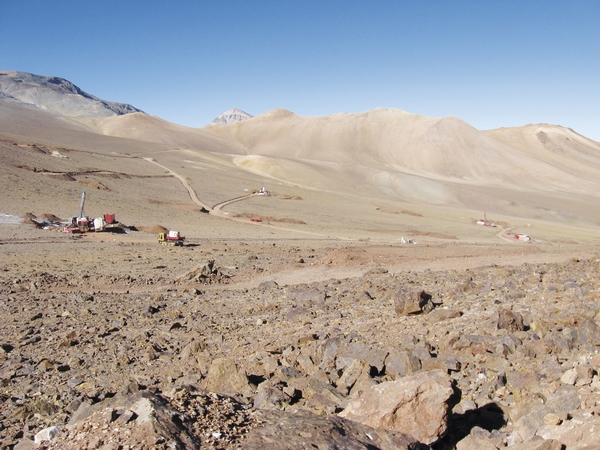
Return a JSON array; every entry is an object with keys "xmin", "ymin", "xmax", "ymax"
[{"xmin": 2, "ymin": 241, "xmax": 600, "ymax": 449}]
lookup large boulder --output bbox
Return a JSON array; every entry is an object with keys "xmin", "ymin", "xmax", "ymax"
[
  {"xmin": 339, "ymin": 370, "xmax": 454, "ymax": 445},
  {"xmin": 395, "ymin": 289, "xmax": 435, "ymax": 316},
  {"xmin": 243, "ymin": 409, "xmax": 429, "ymax": 450},
  {"xmin": 201, "ymin": 357, "xmax": 251, "ymax": 396}
]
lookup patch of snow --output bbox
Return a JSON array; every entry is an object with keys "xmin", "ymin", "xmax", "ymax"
[
  {"xmin": 0, "ymin": 213, "xmax": 22, "ymax": 224},
  {"xmin": 51, "ymin": 150, "xmax": 68, "ymax": 158}
]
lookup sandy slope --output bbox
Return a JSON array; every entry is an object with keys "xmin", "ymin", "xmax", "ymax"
[
  {"xmin": 76, "ymin": 113, "xmax": 244, "ymax": 155},
  {"xmin": 204, "ymin": 108, "xmax": 600, "ymax": 195},
  {"xmin": 1, "ymin": 98, "xmax": 600, "ymax": 245},
  {"xmin": 484, "ymin": 124, "xmax": 600, "ymax": 182}
]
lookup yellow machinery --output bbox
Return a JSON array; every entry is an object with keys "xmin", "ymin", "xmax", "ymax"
[{"xmin": 158, "ymin": 230, "xmax": 184, "ymax": 246}]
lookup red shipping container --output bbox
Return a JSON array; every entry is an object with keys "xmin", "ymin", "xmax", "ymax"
[{"xmin": 104, "ymin": 214, "xmax": 115, "ymax": 224}]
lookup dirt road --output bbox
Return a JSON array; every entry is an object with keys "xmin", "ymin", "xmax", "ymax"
[{"xmin": 143, "ymin": 157, "xmax": 212, "ymax": 211}]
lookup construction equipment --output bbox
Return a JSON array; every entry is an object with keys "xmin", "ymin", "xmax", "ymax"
[
  {"xmin": 63, "ymin": 192, "xmax": 119, "ymax": 233},
  {"xmin": 76, "ymin": 191, "xmax": 89, "ymax": 232},
  {"xmin": 158, "ymin": 230, "xmax": 185, "ymax": 246}
]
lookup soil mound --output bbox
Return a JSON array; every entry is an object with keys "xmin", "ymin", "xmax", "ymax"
[{"xmin": 136, "ymin": 224, "xmax": 168, "ymax": 234}]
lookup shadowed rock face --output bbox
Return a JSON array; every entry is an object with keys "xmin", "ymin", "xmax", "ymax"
[{"xmin": 0, "ymin": 70, "xmax": 144, "ymax": 118}]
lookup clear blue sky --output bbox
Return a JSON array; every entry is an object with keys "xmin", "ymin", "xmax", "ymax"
[{"xmin": 1, "ymin": 1, "xmax": 599, "ymax": 140}]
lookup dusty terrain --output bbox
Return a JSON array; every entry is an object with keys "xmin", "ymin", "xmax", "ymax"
[
  {"xmin": 2, "ymin": 73, "xmax": 600, "ymax": 448},
  {"xmin": 2, "ymin": 222, "xmax": 600, "ymax": 449}
]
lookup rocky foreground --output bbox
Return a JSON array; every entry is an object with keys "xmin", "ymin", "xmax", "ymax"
[{"xmin": 2, "ymin": 239, "xmax": 600, "ymax": 449}]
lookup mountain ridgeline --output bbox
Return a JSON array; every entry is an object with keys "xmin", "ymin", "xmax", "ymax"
[
  {"xmin": 2, "ymin": 69, "xmax": 600, "ymax": 224},
  {"xmin": 0, "ymin": 70, "xmax": 144, "ymax": 118}
]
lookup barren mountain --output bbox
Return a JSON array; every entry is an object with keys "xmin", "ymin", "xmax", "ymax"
[
  {"xmin": 2, "ymin": 70, "xmax": 600, "ymax": 241},
  {"xmin": 0, "ymin": 70, "xmax": 144, "ymax": 118},
  {"xmin": 205, "ymin": 108, "xmax": 600, "ymax": 192}
]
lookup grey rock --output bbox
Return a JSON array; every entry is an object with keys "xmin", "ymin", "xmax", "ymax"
[
  {"xmin": 243, "ymin": 409, "xmax": 428, "ymax": 450},
  {"xmin": 386, "ymin": 350, "xmax": 421, "ymax": 378},
  {"xmin": 34, "ymin": 425, "xmax": 59, "ymax": 444},
  {"xmin": 0, "ymin": 70, "xmax": 144, "ymax": 118}
]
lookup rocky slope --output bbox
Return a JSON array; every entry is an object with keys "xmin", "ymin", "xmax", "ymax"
[
  {"xmin": 1, "ymin": 234, "xmax": 600, "ymax": 449},
  {"xmin": 0, "ymin": 71, "xmax": 144, "ymax": 118}
]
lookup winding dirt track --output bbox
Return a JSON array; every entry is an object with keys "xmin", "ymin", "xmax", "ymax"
[
  {"xmin": 143, "ymin": 158, "xmax": 211, "ymax": 211},
  {"xmin": 212, "ymin": 193, "xmax": 257, "ymax": 211},
  {"xmin": 143, "ymin": 157, "xmax": 334, "ymax": 239}
]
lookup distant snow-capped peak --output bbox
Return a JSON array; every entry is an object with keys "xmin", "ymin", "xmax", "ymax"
[{"xmin": 210, "ymin": 108, "xmax": 253, "ymax": 126}]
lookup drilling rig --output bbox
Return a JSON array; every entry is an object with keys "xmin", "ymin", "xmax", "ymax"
[{"xmin": 76, "ymin": 191, "xmax": 89, "ymax": 232}]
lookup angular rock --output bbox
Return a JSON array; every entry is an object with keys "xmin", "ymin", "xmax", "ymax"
[
  {"xmin": 489, "ymin": 307, "xmax": 525, "ymax": 332},
  {"xmin": 455, "ymin": 433, "xmax": 500, "ymax": 450},
  {"xmin": 337, "ymin": 359, "xmax": 368, "ymax": 394},
  {"xmin": 560, "ymin": 368, "xmax": 578, "ymax": 385},
  {"xmin": 422, "ymin": 355, "xmax": 461, "ymax": 373},
  {"xmin": 395, "ymin": 288, "xmax": 435, "ymax": 316},
  {"xmin": 427, "ymin": 307, "xmax": 462, "ymax": 323},
  {"xmin": 64, "ymin": 391, "xmax": 200, "ymax": 448},
  {"xmin": 34, "ymin": 425, "xmax": 59, "ymax": 444},
  {"xmin": 304, "ymin": 391, "xmax": 341, "ymax": 414},
  {"xmin": 349, "ymin": 368, "xmax": 378, "ymax": 399},
  {"xmin": 335, "ymin": 341, "xmax": 371, "ymax": 371},
  {"xmin": 286, "ymin": 286, "xmax": 326, "ymax": 305},
  {"xmin": 537, "ymin": 414, "xmax": 600, "ymax": 449},
  {"xmin": 385, "ymin": 350, "xmax": 421, "ymax": 378},
  {"xmin": 243, "ymin": 409, "xmax": 428, "ymax": 450},
  {"xmin": 254, "ymin": 380, "xmax": 289, "ymax": 410},
  {"xmin": 201, "ymin": 357, "xmax": 250, "ymax": 396},
  {"xmin": 576, "ymin": 317, "xmax": 600, "ymax": 347},
  {"xmin": 174, "ymin": 260, "xmax": 217, "ymax": 282},
  {"xmin": 290, "ymin": 376, "xmax": 343, "ymax": 404},
  {"xmin": 339, "ymin": 370, "xmax": 454, "ymax": 445},
  {"xmin": 510, "ymin": 385, "xmax": 581, "ymax": 442}
]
